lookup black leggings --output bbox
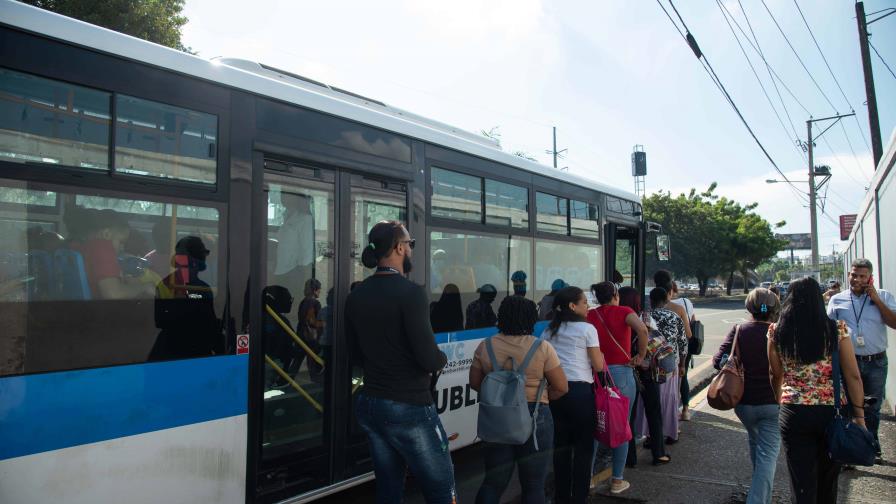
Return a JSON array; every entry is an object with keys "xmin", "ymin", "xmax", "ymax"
[
  {"xmin": 779, "ymin": 404, "xmax": 840, "ymax": 504},
  {"xmin": 680, "ymin": 352, "xmax": 692, "ymax": 408},
  {"xmin": 550, "ymin": 382, "xmax": 595, "ymax": 504}
]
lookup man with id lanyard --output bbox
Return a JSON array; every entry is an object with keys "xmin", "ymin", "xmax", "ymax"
[{"xmin": 827, "ymin": 258, "xmax": 896, "ymax": 461}]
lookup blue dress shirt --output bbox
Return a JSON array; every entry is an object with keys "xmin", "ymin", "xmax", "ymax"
[{"xmin": 827, "ymin": 289, "xmax": 896, "ymax": 356}]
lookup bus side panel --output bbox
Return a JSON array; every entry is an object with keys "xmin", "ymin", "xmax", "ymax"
[
  {"xmin": 0, "ymin": 355, "xmax": 248, "ymax": 504},
  {"xmin": 433, "ymin": 321, "xmax": 550, "ymax": 450}
]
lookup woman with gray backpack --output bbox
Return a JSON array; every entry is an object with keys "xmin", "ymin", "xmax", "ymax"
[{"xmin": 469, "ymin": 295, "xmax": 568, "ymax": 504}]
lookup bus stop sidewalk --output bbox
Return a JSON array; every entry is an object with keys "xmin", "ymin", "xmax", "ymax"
[{"xmin": 585, "ymin": 388, "xmax": 896, "ymax": 504}]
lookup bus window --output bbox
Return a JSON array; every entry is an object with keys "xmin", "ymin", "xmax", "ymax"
[
  {"xmin": 485, "ymin": 179, "xmax": 528, "ymax": 229},
  {"xmin": 0, "ymin": 178, "xmax": 225, "ymax": 376},
  {"xmin": 431, "ymin": 167, "xmax": 482, "ymax": 223},
  {"xmin": 570, "ymin": 199, "xmax": 599, "ymax": 239},
  {"xmin": 534, "ymin": 239, "xmax": 602, "ymax": 302},
  {"xmin": 114, "ymin": 95, "xmax": 217, "ymax": 184},
  {"xmin": 0, "ymin": 68, "xmax": 110, "ymax": 169},
  {"xmin": 429, "ymin": 230, "xmax": 532, "ymax": 333},
  {"xmin": 536, "ymin": 192, "xmax": 568, "ymax": 235}
]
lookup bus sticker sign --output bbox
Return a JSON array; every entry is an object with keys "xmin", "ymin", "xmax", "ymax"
[{"xmin": 236, "ymin": 334, "xmax": 250, "ymax": 355}]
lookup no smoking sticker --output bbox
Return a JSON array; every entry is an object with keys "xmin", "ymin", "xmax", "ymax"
[{"xmin": 236, "ymin": 334, "xmax": 250, "ymax": 355}]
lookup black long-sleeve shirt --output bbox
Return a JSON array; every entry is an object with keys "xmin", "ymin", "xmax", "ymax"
[{"xmin": 345, "ymin": 273, "xmax": 447, "ymax": 405}]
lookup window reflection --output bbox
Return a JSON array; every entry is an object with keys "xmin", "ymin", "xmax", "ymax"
[
  {"xmin": 570, "ymin": 199, "xmax": 599, "ymax": 239},
  {"xmin": 485, "ymin": 179, "xmax": 528, "ymax": 228},
  {"xmin": 429, "ymin": 230, "xmax": 532, "ymax": 333},
  {"xmin": 431, "ymin": 167, "xmax": 482, "ymax": 222},
  {"xmin": 0, "ymin": 68, "xmax": 110, "ymax": 169},
  {"xmin": 115, "ymin": 95, "xmax": 217, "ymax": 184},
  {"xmin": 0, "ymin": 178, "xmax": 224, "ymax": 376},
  {"xmin": 534, "ymin": 239, "xmax": 602, "ymax": 302},
  {"xmin": 536, "ymin": 192, "xmax": 568, "ymax": 235}
]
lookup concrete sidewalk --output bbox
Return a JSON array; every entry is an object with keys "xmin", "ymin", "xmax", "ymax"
[{"xmin": 586, "ymin": 387, "xmax": 896, "ymax": 504}]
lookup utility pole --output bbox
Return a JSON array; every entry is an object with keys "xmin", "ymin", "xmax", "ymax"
[
  {"xmin": 806, "ymin": 113, "xmax": 851, "ymax": 276},
  {"xmin": 547, "ymin": 126, "xmax": 567, "ymax": 169},
  {"xmin": 856, "ymin": 2, "xmax": 884, "ymax": 167},
  {"xmin": 808, "ymin": 120, "xmax": 818, "ymax": 275}
]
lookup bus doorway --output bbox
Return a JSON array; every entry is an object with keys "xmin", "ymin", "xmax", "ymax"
[
  {"xmin": 251, "ymin": 157, "xmax": 408, "ymax": 503},
  {"xmin": 605, "ymin": 223, "xmax": 644, "ymax": 293}
]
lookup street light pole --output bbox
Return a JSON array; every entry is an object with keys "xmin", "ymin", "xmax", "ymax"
[{"xmin": 807, "ymin": 120, "xmax": 818, "ymax": 275}]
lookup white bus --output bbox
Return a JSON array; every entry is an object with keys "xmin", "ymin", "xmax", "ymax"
[{"xmin": 0, "ymin": 2, "xmax": 647, "ymax": 502}]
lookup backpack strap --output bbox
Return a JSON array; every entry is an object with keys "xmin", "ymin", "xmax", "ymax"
[
  {"xmin": 484, "ymin": 337, "xmax": 500, "ymax": 371},
  {"xmin": 519, "ymin": 338, "xmax": 547, "ymax": 450},
  {"xmin": 517, "ymin": 338, "xmax": 544, "ymax": 373}
]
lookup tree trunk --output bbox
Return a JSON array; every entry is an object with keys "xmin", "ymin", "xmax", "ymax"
[
  {"xmin": 726, "ymin": 271, "xmax": 734, "ymax": 296},
  {"xmin": 697, "ymin": 275, "xmax": 707, "ymax": 297},
  {"xmin": 741, "ymin": 268, "xmax": 750, "ymax": 293}
]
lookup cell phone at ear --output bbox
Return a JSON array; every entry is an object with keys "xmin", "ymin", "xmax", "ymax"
[{"xmin": 868, "ymin": 275, "xmax": 874, "ymax": 287}]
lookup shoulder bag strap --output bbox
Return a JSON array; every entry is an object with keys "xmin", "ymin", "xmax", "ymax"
[
  {"xmin": 831, "ymin": 329, "xmax": 843, "ymax": 418},
  {"xmin": 730, "ymin": 325, "xmax": 741, "ymax": 359},
  {"xmin": 593, "ymin": 309, "xmax": 628, "ymax": 357}
]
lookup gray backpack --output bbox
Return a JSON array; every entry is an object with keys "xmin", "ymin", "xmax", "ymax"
[{"xmin": 477, "ymin": 337, "xmax": 548, "ymax": 449}]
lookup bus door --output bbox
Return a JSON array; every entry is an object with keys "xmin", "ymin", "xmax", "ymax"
[
  {"xmin": 252, "ymin": 159, "xmax": 407, "ymax": 502},
  {"xmin": 342, "ymin": 174, "xmax": 408, "ymax": 479},
  {"xmin": 605, "ymin": 222, "xmax": 644, "ymax": 292}
]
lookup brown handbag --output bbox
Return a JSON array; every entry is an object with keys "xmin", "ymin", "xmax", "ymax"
[{"xmin": 707, "ymin": 325, "xmax": 744, "ymax": 410}]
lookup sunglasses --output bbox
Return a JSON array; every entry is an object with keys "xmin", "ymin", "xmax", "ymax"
[{"xmin": 400, "ymin": 239, "xmax": 416, "ymax": 249}]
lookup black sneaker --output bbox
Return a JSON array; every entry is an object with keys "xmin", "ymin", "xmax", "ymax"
[{"xmin": 842, "ymin": 464, "xmax": 856, "ymax": 471}]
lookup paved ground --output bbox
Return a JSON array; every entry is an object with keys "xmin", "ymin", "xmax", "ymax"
[{"xmin": 321, "ymin": 296, "xmax": 896, "ymax": 502}]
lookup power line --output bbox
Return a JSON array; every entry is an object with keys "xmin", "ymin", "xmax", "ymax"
[
  {"xmin": 870, "ymin": 41, "xmax": 896, "ymax": 81},
  {"xmin": 657, "ymin": 0, "xmax": 809, "ymax": 204},
  {"xmin": 715, "ymin": 0, "xmax": 804, "ymax": 162},
  {"xmin": 790, "ymin": 0, "xmax": 873, "ymax": 166},
  {"xmin": 791, "ymin": 0, "xmax": 852, "ymax": 108},
  {"xmin": 735, "ymin": 0, "xmax": 804, "ymax": 150},
  {"xmin": 759, "ymin": 0, "xmax": 838, "ymax": 113}
]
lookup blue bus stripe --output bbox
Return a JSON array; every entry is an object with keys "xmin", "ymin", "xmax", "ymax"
[
  {"xmin": 434, "ymin": 321, "xmax": 550, "ymax": 344},
  {"xmin": 0, "ymin": 355, "xmax": 248, "ymax": 461}
]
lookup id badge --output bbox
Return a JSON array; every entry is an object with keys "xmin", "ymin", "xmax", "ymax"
[{"xmin": 856, "ymin": 334, "xmax": 866, "ymax": 347}]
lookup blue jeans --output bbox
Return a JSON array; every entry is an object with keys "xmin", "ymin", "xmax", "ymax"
[
  {"xmin": 734, "ymin": 403, "xmax": 781, "ymax": 504},
  {"xmin": 601, "ymin": 365, "xmax": 636, "ymax": 480},
  {"xmin": 856, "ymin": 355, "xmax": 887, "ymax": 451},
  {"xmin": 354, "ymin": 393, "xmax": 456, "ymax": 504},
  {"xmin": 475, "ymin": 403, "xmax": 553, "ymax": 504}
]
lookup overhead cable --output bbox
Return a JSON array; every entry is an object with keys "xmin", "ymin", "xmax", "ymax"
[
  {"xmin": 657, "ymin": 0, "xmax": 809, "ymax": 202},
  {"xmin": 715, "ymin": 0, "xmax": 804, "ymax": 162},
  {"xmin": 870, "ymin": 41, "xmax": 896, "ymax": 81},
  {"xmin": 759, "ymin": 0, "xmax": 838, "ymax": 112}
]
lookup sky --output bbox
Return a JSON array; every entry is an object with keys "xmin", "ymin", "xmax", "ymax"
[{"xmin": 182, "ymin": 0, "xmax": 896, "ymax": 257}]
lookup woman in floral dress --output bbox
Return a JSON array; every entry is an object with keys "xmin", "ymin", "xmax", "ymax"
[
  {"xmin": 647, "ymin": 287, "xmax": 687, "ymax": 444},
  {"xmin": 768, "ymin": 277, "xmax": 866, "ymax": 504}
]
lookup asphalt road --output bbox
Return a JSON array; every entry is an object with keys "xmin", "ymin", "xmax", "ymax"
[
  {"xmin": 317, "ymin": 299, "xmax": 751, "ymax": 503},
  {"xmin": 690, "ymin": 297, "xmax": 751, "ymax": 376}
]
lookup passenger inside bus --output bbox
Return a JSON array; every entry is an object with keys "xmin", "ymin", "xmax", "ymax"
[
  {"xmin": 262, "ymin": 284, "xmax": 295, "ymax": 389},
  {"xmin": 464, "ymin": 284, "xmax": 498, "ymax": 330},
  {"xmin": 149, "ymin": 235, "xmax": 220, "ymax": 360},
  {"xmin": 430, "ymin": 283, "xmax": 464, "ymax": 333},
  {"xmin": 67, "ymin": 208, "xmax": 156, "ymax": 300}
]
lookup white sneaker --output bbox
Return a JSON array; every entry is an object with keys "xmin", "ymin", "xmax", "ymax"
[{"xmin": 610, "ymin": 479, "xmax": 631, "ymax": 494}]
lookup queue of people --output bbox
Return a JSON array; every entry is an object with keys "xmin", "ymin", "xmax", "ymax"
[{"xmin": 345, "ymin": 219, "xmax": 893, "ymax": 504}]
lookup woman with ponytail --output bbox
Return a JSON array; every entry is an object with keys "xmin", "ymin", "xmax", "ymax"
[
  {"xmin": 346, "ymin": 221, "xmax": 456, "ymax": 503},
  {"xmin": 587, "ymin": 281, "xmax": 648, "ymax": 495},
  {"xmin": 540, "ymin": 286, "xmax": 605, "ymax": 504}
]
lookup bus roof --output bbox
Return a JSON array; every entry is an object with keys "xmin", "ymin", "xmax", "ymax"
[{"xmin": 2, "ymin": 0, "xmax": 640, "ymax": 203}]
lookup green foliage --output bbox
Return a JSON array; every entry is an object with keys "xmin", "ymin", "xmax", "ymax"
[
  {"xmin": 21, "ymin": 0, "xmax": 192, "ymax": 52},
  {"xmin": 643, "ymin": 183, "xmax": 785, "ymax": 295}
]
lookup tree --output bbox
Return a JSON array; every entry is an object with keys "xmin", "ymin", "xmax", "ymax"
[
  {"xmin": 21, "ymin": 0, "xmax": 192, "ymax": 52},
  {"xmin": 643, "ymin": 183, "xmax": 785, "ymax": 296}
]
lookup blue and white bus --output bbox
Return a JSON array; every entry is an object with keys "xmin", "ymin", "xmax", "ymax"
[{"xmin": 0, "ymin": 1, "xmax": 647, "ymax": 502}]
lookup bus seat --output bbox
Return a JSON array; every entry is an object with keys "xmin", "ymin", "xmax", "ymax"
[{"xmin": 53, "ymin": 249, "xmax": 91, "ymax": 300}]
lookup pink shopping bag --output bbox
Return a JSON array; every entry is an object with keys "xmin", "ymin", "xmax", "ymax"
[{"xmin": 593, "ymin": 372, "xmax": 632, "ymax": 448}]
